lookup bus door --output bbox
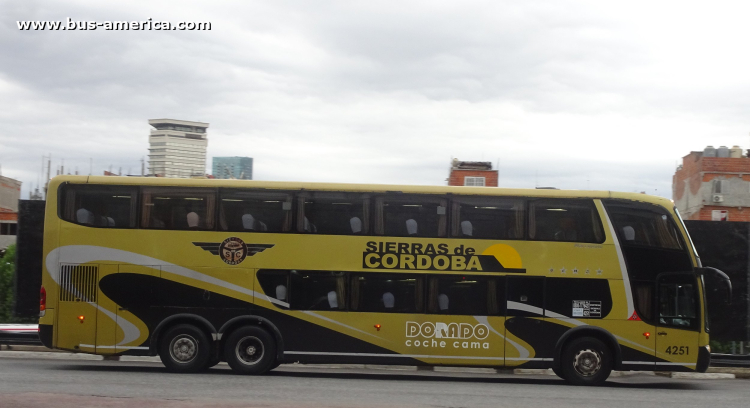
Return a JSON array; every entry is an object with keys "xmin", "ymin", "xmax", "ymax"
[
  {"xmin": 505, "ymin": 276, "xmax": 548, "ymax": 367},
  {"xmin": 655, "ymin": 273, "xmax": 701, "ymax": 370},
  {"xmin": 56, "ymin": 264, "xmax": 100, "ymax": 352}
]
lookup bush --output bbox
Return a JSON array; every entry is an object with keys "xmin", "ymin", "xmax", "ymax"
[
  {"xmin": 0, "ymin": 244, "xmax": 17, "ymax": 322},
  {"xmin": 0, "ymin": 245, "xmax": 35, "ymax": 323}
]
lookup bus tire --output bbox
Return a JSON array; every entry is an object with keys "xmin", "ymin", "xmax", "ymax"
[
  {"xmin": 159, "ymin": 324, "xmax": 211, "ymax": 373},
  {"xmin": 559, "ymin": 337, "xmax": 612, "ymax": 386},
  {"xmin": 224, "ymin": 326, "xmax": 276, "ymax": 374}
]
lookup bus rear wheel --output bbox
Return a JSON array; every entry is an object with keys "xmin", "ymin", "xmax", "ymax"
[
  {"xmin": 159, "ymin": 324, "xmax": 211, "ymax": 373},
  {"xmin": 224, "ymin": 326, "xmax": 276, "ymax": 374},
  {"xmin": 559, "ymin": 337, "xmax": 612, "ymax": 386}
]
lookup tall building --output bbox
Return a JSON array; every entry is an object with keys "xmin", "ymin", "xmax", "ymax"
[
  {"xmin": 447, "ymin": 159, "xmax": 498, "ymax": 187},
  {"xmin": 673, "ymin": 145, "xmax": 750, "ymax": 221},
  {"xmin": 148, "ymin": 119, "xmax": 209, "ymax": 178},
  {"xmin": 0, "ymin": 175, "xmax": 21, "ymax": 249},
  {"xmin": 212, "ymin": 157, "xmax": 253, "ymax": 180}
]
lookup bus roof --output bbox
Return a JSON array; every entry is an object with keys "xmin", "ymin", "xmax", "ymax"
[{"xmin": 50, "ymin": 175, "xmax": 674, "ymax": 208}]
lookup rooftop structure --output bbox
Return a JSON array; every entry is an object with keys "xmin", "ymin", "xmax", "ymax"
[{"xmin": 447, "ymin": 159, "xmax": 498, "ymax": 187}]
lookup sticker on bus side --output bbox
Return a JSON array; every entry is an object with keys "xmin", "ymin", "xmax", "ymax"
[{"xmin": 572, "ymin": 300, "xmax": 602, "ymax": 317}]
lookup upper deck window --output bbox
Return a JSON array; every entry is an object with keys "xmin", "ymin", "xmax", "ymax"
[
  {"xmin": 59, "ymin": 184, "xmax": 137, "ymax": 228},
  {"xmin": 528, "ymin": 199, "xmax": 604, "ymax": 243},
  {"xmin": 298, "ymin": 191, "xmax": 370, "ymax": 235},
  {"xmin": 605, "ymin": 202, "xmax": 684, "ymax": 250},
  {"xmin": 375, "ymin": 195, "xmax": 447, "ymax": 237},
  {"xmin": 219, "ymin": 189, "xmax": 293, "ymax": 233},
  {"xmin": 141, "ymin": 187, "xmax": 215, "ymax": 230},
  {"xmin": 451, "ymin": 196, "xmax": 524, "ymax": 239}
]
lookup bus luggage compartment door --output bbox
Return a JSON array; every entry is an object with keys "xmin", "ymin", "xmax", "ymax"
[
  {"xmin": 113, "ymin": 265, "xmax": 160, "ymax": 353},
  {"xmin": 56, "ymin": 264, "xmax": 99, "ymax": 352},
  {"xmin": 655, "ymin": 273, "xmax": 701, "ymax": 371}
]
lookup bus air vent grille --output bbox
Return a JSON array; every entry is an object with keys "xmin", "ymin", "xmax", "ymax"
[{"xmin": 59, "ymin": 264, "xmax": 98, "ymax": 303}]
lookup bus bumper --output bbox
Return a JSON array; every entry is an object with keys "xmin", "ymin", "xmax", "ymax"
[{"xmin": 696, "ymin": 345, "xmax": 711, "ymax": 372}]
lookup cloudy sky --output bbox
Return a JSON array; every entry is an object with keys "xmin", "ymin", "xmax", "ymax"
[{"xmin": 1, "ymin": 0, "xmax": 749, "ymax": 199}]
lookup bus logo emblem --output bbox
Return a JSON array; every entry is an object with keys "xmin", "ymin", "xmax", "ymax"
[
  {"xmin": 220, "ymin": 237, "xmax": 247, "ymax": 265},
  {"xmin": 193, "ymin": 239, "xmax": 274, "ymax": 265}
]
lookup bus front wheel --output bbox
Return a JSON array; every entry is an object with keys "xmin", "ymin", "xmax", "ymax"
[
  {"xmin": 559, "ymin": 337, "xmax": 612, "ymax": 386},
  {"xmin": 224, "ymin": 326, "xmax": 277, "ymax": 374},
  {"xmin": 159, "ymin": 324, "xmax": 211, "ymax": 373}
]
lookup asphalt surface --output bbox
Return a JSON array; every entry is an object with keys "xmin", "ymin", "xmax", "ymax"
[{"xmin": 1, "ymin": 354, "xmax": 749, "ymax": 408}]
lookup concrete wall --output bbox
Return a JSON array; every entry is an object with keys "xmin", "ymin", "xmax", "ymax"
[{"xmin": 0, "ymin": 176, "xmax": 21, "ymax": 212}]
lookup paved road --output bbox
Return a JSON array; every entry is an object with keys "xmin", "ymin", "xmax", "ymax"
[{"xmin": 1, "ymin": 354, "xmax": 749, "ymax": 408}]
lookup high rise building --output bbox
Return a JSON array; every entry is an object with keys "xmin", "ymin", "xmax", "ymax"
[
  {"xmin": 212, "ymin": 157, "xmax": 253, "ymax": 180},
  {"xmin": 673, "ymin": 145, "xmax": 750, "ymax": 221},
  {"xmin": 447, "ymin": 159, "xmax": 498, "ymax": 187},
  {"xmin": 148, "ymin": 119, "xmax": 209, "ymax": 178}
]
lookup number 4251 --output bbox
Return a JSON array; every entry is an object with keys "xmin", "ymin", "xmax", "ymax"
[{"xmin": 665, "ymin": 346, "xmax": 689, "ymax": 355}]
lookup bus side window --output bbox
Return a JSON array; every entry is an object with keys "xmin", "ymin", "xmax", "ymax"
[
  {"xmin": 350, "ymin": 273, "xmax": 424, "ymax": 313},
  {"xmin": 141, "ymin": 187, "xmax": 216, "ymax": 230},
  {"xmin": 289, "ymin": 271, "xmax": 346, "ymax": 311},
  {"xmin": 218, "ymin": 189, "xmax": 293, "ymax": 233},
  {"xmin": 59, "ymin": 184, "xmax": 137, "ymax": 228},
  {"xmin": 375, "ymin": 195, "xmax": 447, "ymax": 237},
  {"xmin": 257, "ymin": 270, "xmax": 290, "ymax": 306},
  {"xmin": 451, "ymin": 197, "xmax": 525, "ymax": 240},
  {"xmin": 427, "ymin": 275, "xmax": 504, "ymax": 316},
  {"xmin": 297, "ymin": 191, "xmax": 370, "ymax": 235},
  {"xmin": 528, "ymin": 199, "xmax": 604, "ymax": 243}
]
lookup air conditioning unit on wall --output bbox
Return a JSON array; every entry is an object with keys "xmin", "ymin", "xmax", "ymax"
[{"xmin": 713, "ymin": 194, "xmax": 724, "ymax": 203}]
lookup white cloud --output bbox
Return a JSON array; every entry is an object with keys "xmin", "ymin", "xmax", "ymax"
[{"xmin": 1, "ymin": 0, "xmax": 749, "ymax": 199}]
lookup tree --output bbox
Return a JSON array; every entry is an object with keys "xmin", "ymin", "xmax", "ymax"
[
  {"xmin": 0, "ymin": 244, "xmax": 17, "ymax": 322},
  {"xmin": 0, "ymin": 245, "xmax": 34, "ymax": 323}
]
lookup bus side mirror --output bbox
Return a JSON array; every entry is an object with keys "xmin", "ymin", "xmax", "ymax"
[{"xmin": 696, "ymin": 267, "xmax": 732, "ymax": 305}]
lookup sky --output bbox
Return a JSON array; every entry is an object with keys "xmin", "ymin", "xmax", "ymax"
[{"xmin": 1, "ymin": 0, "xmax": 749, "ymax": 199}]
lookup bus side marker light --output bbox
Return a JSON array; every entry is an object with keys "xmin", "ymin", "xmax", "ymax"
[
  {"xmin": 643, "ymin": 332, "xmax": 650, "ymax": 339},
  {"xmin": 374, "ymin": 324, "xmax": 381, "ymax": 331},
  {"xmin": 78, "ymin": 315, "xmax": 85, "ymax": 323}
]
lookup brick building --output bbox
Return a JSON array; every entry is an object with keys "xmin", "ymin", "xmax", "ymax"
[
  {"xmin": 447, "ymin": 159, "xmax": 498, "ymax": 187},
  {"xmin": 673, "ymin": 145, "xmax": 750, "ymax": 221}
]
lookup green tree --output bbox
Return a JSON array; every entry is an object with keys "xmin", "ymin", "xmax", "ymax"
[{"xmin": 0, "ymin": 244, "xmax": 17, "ymax": 322}]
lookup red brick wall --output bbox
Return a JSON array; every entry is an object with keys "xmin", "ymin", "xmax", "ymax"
[
  {"xmin": 448, "ymin": 170, "xmax": 498, "ymax": 187},
  {"xmin": 673, "ymin": 153, "xmax": 750, "ymax": 201},
  {"xmin": 0, "ymin": 212, "xmax": 17, "ymax": 221},
  {"xmin": 690, "ymin": 206, "xmax": 750, "ymax": 222}
]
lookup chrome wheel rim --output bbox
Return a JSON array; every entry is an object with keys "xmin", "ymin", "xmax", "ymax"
[
  {"xmin": 235, "ymin": 336, "xmax": 264, "ymax": 366},
  {"xmin": 170, "ymin": 335, "xmax": 198, "ymax": 364},
  {"xmin": 573, "ymin": 349, "xmax": 602, "ymax": 377}
]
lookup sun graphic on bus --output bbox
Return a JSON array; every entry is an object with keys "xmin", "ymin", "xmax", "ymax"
[{"xmin": 481, "ymin": 244, "xmax": 523, "ymax": 269}]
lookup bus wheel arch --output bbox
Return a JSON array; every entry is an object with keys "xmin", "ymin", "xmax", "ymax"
[
  {"xmin": 552, "ymin": 326, "xmax": 622, "ymax": 376},
  {"xmin": 218, "ymin": 316, "xmax": 285, "ymax": 362}
]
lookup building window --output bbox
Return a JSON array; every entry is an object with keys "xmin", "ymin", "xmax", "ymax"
[
  {"xmin": 464, "ymin": 177, "xmax": 485, "ymax": 187},
  {"xmin": 714, "ymin": 179, "xmax": 729, "ymax": 194},
  {"xmin": 0, "ymin": 223, "xmax": 17, "ymax": 235}
]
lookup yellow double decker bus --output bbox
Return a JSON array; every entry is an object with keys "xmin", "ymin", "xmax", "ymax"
[{"xmin": 38, "ymin": 175, "xmax": 727, "ymax": 385}]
